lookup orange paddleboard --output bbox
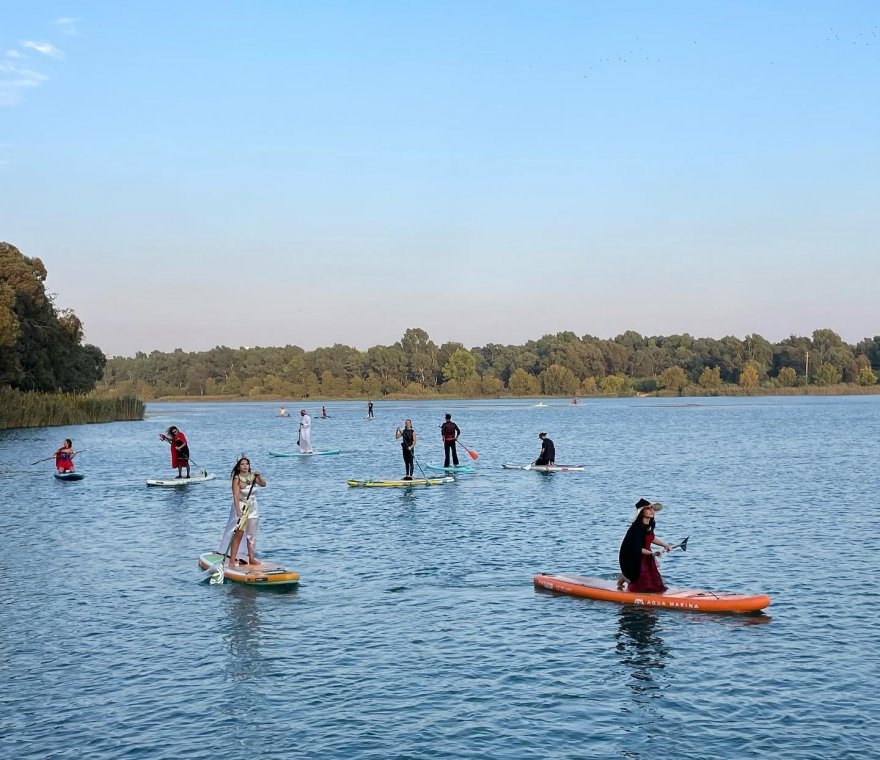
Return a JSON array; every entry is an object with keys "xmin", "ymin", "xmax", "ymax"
[
  {"xmin": 534, "ymin": 574, "xmax": 770, "ymax": 613},
  {"xmin": 198, "ymin": 553, "xmax": 300, "ymax": 586}
]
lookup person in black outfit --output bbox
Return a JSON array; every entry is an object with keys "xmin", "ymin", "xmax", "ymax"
[
  {"xmin": 367, "ymin": 401, "xmax": 374, "ymax": 419},
  {"xmin": 534, "ymin": 432, "xmax": 555, "ymax": 466},
  {"xmin": 395, "ymin": 419, "xmax": 417, "ymax": 479},
  {"xmin": 440, "ymin": 413, "xmax": 461, "ymax": 467}
]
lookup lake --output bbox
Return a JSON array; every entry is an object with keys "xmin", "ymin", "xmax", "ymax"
[{"xmin": 2, "ymin": 396, "xmax": 878, "ymax": 758}]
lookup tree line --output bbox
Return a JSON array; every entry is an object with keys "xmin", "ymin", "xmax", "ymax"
[{"xmin": 95, "ymin": 326, "xmax": 880, "ymax": 400}]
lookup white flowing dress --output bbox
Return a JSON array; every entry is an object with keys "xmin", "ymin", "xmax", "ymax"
[
  {"xmin": 218, "ymin": 473, "xmax": 260, "ymax": 562},
  {"xmin": 299, "ymin": 413, "xmax": 312, "ymax": 453}
]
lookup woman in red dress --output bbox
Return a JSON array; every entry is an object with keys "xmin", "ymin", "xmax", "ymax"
[
  {"xmin": 618, "ymin": 499, "xmax": 672, "ymax": 592},
  {"xmin": 55, "ymin": 439, "xmax": 76, "ymax": 473},
  {"xmin": 160, "ymin": 426, "xmax": 190, "ymax": 478}
]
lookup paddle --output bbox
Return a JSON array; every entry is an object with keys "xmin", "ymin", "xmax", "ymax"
[
  {"xmin": 32, "ymin": 449, "xmax": 87, "ymax": 466},
  {"xmin": 458, "ymin": 441, "xmax": 479, "ymax": 460},
  {"xmin": 661, "ymin": 537, "xmax": 690, "ymax": 555},
  {"xmin": 206, "ymin": 476, "xmax": 258, "ymax": 583}
]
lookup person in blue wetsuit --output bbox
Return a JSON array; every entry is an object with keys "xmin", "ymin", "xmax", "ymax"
[{"xmin": 534, "ymin": 432, "xmax": 555, "ymax": 466}]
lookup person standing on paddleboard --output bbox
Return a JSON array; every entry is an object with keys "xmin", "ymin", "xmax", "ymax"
[
  {"xmin": 219, "ymin": 457, "xmax": 266, "ymax": 566},
  {"xmin": 298, "ymin": 409, "xmax": 313, "ymax": 453},
  {"xmin": 160, "ymin": 426, "xmax": 190, "ymax": 478},
  {"xmin": 55, "ymin": 439, "xmax": 76, "ymax": 473},
  {"xmin": 395, "ymin": 419, "xmax": 417, "ymax": 480},
  {"xmin": 440, "ymin": 413, "xmax": 461, "ymax": 467},
  {"xmin": 534, "ymin": 433, "xmax": 555, "ymax": 466},
  {"xmin": 617, "ymin": 499, "xmax": 672, "ymax": 592},
  {"xmin": 368, "ymin": 400, "xmax": 374, "ymax": 419}
]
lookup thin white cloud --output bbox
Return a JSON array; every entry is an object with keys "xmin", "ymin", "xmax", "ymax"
[
  {"xmin": 6, "ymin": 49, "xmax": 22, "ymax": 59},
  {"xmin": 54, "ymin": 17, "xmax": 79, "ymax": 36},
  {"xmin": 0, "ymin": 62, "xmax": 49, "ymax": 106},
  {"xmin": 21, "ymin": 40, "xmax": 64, "ymax": 59}
]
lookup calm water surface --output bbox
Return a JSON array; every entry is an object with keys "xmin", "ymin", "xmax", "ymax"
[{"xmin": 2, "ymin": 397, "xmax": 878, "ymax": 759}]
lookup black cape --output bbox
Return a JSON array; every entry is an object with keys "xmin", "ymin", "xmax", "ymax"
[{"xmin": 618, "ymin": 518, "xmax": 653, "ymax": 583}]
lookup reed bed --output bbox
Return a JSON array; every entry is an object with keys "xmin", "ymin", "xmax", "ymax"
[{"xmin": 0, "ymin": 388, "xmax": 145, "ymax": 429}]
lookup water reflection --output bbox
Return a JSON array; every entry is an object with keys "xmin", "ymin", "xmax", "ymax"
[
  {"xmin": 223, "ymin": 584, "xmax": 296, "ymax": 685},
  {"xmin": 615, "ymin": 607, "xmax": 670, "ymax": 704}
]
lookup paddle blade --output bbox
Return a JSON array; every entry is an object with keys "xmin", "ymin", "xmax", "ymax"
[
  {"xmin": 679, "ymin": 536, "xmax": 689, "ymax": 553},
  {"xmin": 209, "ymin": 566, "xmax": 225, "ymax": 584},
  {"xmin": 466, "ymin": 448, "xmax": 478, "ymax": 460}
]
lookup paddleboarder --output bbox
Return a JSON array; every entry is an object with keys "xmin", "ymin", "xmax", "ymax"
[
  {"xmin": 220, "ymin": 457, "xmax": 266, "ymax": 566},
  {"xmin": 322, "ymin": 405, "xmax": 328, "ymax": 418},
  {"xmin": 55, "ymin": 439, "xmax": 76, "ymax": 474},
  {"xmin": 440, "ymin": 413, "xmax": 461, "ymax": 467},
  {"xmin": 617, "ymin": 499, "xmax": 672, "ymax": 592},
  {"xmin": 534, "ymin": 433, "xmax": 555, "ymax": 466},
  {"xmin": 395, "ymin": 419, "xmax": 417, "ymax": 480},
  {"xmin": 160, "ymin": 426, "xmax": 190, "ymax": 479},
  {"xmin": 368, "ymin": 400, "xmax": 374, "ymax": 419},
  {"xmin": 298, "ymin": 409, "xmax": 313, "ymax": 453}
]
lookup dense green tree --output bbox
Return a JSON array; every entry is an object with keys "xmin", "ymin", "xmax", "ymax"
[
  {"xmin": 658, "ymin": 366, "xmax": 688, "ymax": 392},
  {"xmin": 0, "ymin": 242, "xmax": 105, "ymax": 392},
  {"xmin": 698, "ymin": 366, "xmax": 723, "ymax": 390},
  {"xmin": 813, "ymin": 361, "xmax": 842, "ymax": 386},
  {"xmin": 539, "ymin": 364, "xmax": 578, "ymax": 395},
  {"xmin": 443, "ymin": 348, "xmax": 477, "ymax": 385},
  {"xmin": 776, "ymin": 367, "xmax": 797, "ymax": 387}
]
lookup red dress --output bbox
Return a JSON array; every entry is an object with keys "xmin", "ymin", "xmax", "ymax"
[
  {"xmin": 627, "ymin": 532, "xmax": 667, "ymax": 593},
  {"xmin": 170, "ymin": 431, "xmax": 188, "ymax": 468},
  {"xmin": 55, "ymin": 451, "xmax": 74, "ymax": 472}
]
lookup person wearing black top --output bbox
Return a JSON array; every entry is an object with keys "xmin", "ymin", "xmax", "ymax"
[
  {"xmin": 395, "ymin": 419, "xmax": 417, "ymax": 480},
  {"xmin": 440, "ymin": 413, "xmax": 461, "ymax": 467},
  {"xmin": 534, "ymin": 432, "xmax": 555, "ymax": 466},
  {"xmin": 367, "ymin": 401, "xmax": 374, "ymax": 419}
]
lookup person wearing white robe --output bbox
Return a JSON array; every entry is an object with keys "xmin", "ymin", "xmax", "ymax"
[
  {"xmin": 298, "ymin": 409, "xmax": 313, "ymax": 453},
  {"xmin": 219, "ymin": 457, "xmax": 266, "ymax": 565}
]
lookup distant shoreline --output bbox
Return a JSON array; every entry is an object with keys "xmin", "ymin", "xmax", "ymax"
[{"xmin": 143, "ymin": 385, "xmax": 880, "ymax": 403}]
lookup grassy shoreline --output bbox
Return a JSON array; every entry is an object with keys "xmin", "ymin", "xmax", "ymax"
[{"xmin": 0, "ymin": 388, "xmax": 145, "ymax": 430}]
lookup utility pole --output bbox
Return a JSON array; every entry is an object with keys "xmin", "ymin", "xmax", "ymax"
[{"xmin": 805, "ymin": 351, "xmax": 810, "ymax": 384}]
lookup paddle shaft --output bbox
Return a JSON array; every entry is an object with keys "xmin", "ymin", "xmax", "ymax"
[{"xmin": 33, "ymin": 449, "xmax": 86, "ymax": 466}]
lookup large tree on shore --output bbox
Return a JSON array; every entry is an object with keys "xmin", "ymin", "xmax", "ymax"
[{"xmin": 0, "ymin": 242, "xmax": 106, "ymax": 392}]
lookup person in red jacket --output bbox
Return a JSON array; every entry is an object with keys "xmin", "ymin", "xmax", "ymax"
[{"xmin": 160, "ymin": 426, "xmax": 191, "ymax": 478}]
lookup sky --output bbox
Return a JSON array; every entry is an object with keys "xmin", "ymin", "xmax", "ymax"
[{"xmin": 1, "ymin": 1, "xmax": 878, "ymax": 357}]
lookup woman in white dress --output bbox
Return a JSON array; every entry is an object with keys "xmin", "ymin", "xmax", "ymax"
[{"xmin": 218, "ymin": 457, "xmax": 266, "ymax": 566}]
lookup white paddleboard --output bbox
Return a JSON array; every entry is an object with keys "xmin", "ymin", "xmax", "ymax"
[{"xmin": 146, "ymin": 472, "xmax": 217, "ymax": 487}]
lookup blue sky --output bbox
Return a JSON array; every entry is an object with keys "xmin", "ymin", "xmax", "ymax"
[{"xmin": 1, "ymin": 1, "xmax": 878, "ymax": 356}]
